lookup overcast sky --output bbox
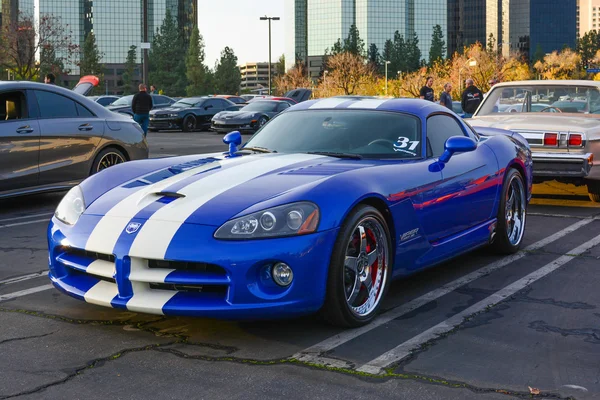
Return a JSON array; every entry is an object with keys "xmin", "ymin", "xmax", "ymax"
[{"xmin": 198, "ymin": 0, "xmax": 285, "ymax": 68}]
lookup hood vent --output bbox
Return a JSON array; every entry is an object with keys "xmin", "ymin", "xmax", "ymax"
[{"xmin": 280, "ymin": 163, "xmax": 370, "ymax": 176}]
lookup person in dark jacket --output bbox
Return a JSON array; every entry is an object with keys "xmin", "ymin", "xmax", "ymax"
[
  {"xmin": 44, "ymin": 73, "xmax": 56, "ymax": 84},
  {"xmin": 132, "ymin": 84, "xmax": 153, "ymax": 136},
  {"xmin": 419, "ymin": 76, "xmax": 434, "ymax": 102},
  {"xmin": 461, "ymin": 78, "xmax": 483, "ymax": 117}
]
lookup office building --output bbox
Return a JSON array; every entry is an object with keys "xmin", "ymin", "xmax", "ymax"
[
  {"xmin": 286, "ymin": 0, "xmax": 447, "ymax": 79},
  {"xmin": 240, "ymin": 62, "xmax": 279, "ymax": 93},
  {"xmin": 578, "ymin": 0, "xmax": 600, "ymax": 37},
  {"xmin": 496, "ymin": 0, "xmax": 576, "ymax": 59},
  {"xmin": 448, "ymin": 0, "xmax": 487, "ymax": 56}
]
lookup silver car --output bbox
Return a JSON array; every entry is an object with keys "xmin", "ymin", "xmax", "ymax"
[
  {"xmin": 0, "ymin": 77, "xmax": 148, "ymax": 199},
  {"xmin": 468, "ymin": 80, "xmax": 600, "ymax": 202}
]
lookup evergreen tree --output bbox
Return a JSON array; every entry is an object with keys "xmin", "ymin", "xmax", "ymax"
[
  {"xmin": 79, "ymin": 32, "xmax": 104, "ymax": 93},
  {"xmin": 533, "ymin": 43, "xmax": 545, "ymax": 65},
  {"xmin": 367, "ymin": 43, "xmax": 381, "ymax": 72},
  {"xmin": 185, "ymin": 25, "xmax": 208, "ymax": 96},
  {"xmin": 148, "ymin": 9, "xmax": 187, "ymax": 96},
  {"xmin": 382, "ymin": 39, "xmax": 395, "ymax": 74},
  {"xmin": 577, "ymin": 30, "xmax": 599, "ymax": 68},
  {"xmin": 343, "ymin": 24, "xmax": 365, "ymax": 57},
  {"xmin": 428, "ymin": 24, "xmax": 446, "ymax": 65},
  {"xmin": 214, "ymin": 46, "xmax": 240, "ymax": 94},
  {"xmin": 121, "ymin": 45, "xmax": 137, "ymax": 94},
  {"xmin": 328, "ymin": 38, "xmax": 344, "ymax": 56},
  {"xmin": 406, "ymin": 31, "xmax": 421, "ymax": 72},
  {"xmin": 39, "ymin": 44, "xmax": 65, "ymax": 83},
  {"xmin": 393, "ymin": 30, "xmax": 407, "ymax": 74},
  {"xmin": 277, "ymin": 54, "xmax": 285, "ymax": 76},
  {"xmin": 487, "ymin": 33, "xmax": 497, "ymax": 54}
]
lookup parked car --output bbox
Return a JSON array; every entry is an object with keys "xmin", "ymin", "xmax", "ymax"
[
  {"xmin": 149, "ymin": 96, "xmax": 237, "ymax": 132},
  {"xmin": 47, "ymin": 97, "xmax": 531, "ymax": 327},
  {"xmin": 247, "ymin": 96, "xmax": 297, "ymax": 106},
  {"xmin": 0, "ymin": 76, "xmax": 148, "ymax": 199},
  {"xmin": 215, "ymin": 95, "xmax": 247, "ymax": 105},
  {"xmin": 210, "ymin": 100, "xmax": 291, "ymax": 133},
  {"xmin": 467, "ymin": 80, "xmax": 600, "ymax": 201},
  {"xmin": 88, "ymin": 95, "xmax": 120, "ymax": 107},
  {"xmin": 106, "ymin": 94, "xmax": 175, "ymax": 117},
  {"xmin": 284, "ymin": 88, "xmax": 313, "ymax": 103}
]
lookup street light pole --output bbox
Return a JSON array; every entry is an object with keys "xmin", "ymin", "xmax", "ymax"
[
  {"xmin": 384, "ymin": 60, "xmax": 391, "ymax": 96},
  {"xmin": 260, "ymin": 15, "xmax": 280, "ymax": 95}
]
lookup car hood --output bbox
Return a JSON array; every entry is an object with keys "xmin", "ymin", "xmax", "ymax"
[
  {"xmin": 83, "ymin": 153, "xmax": 374, "ymax": 227},
  {"xmin": 469, "ymin": 114, "xmax": 600, "ymax": 132},
  {"xmin": 214, "ymin": 111, "xmax": 260, "ymax": 120},
  {"xmin": 151, "ymin": 107, "xmax": 190, "ymax": 114}
]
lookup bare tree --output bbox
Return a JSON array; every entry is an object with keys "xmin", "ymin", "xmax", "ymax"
[
  {"xmin": 325, "ymin": 52, "xmax": 374, "ymax": 95},
  {"xmin": 0, "ymin": 13, "xmax": 79, "ymax": 80},
  {"xmin": 274, "ymin": 61, "xmax": 312, "ymax": 95}
]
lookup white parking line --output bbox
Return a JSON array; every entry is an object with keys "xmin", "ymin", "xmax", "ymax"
[
  {"xmin": 357, "ymin": 232, "xmax": 600, "ymax": 374},
  {"xmin": 294, "ymin": 217, "xmax": 594, "ymax": 364},
  {"xmin": 0, "ymin": 213, "xmax": 53, "ymax": 223},
  {"xmin": 0, "ymin": 271, "xmax": 48, "ymax": 286},
  {"xmin": 0, "ymin": 284, "xmax": 54, "ymax": 302},
  {"xmin": 0, "ymin": 218, "xmax": 51, "ymax": 229}
]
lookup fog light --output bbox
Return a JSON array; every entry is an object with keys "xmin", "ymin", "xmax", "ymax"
[{"xmin": 272, "ymin": 262, "xmax": 293, "ymax": 287}]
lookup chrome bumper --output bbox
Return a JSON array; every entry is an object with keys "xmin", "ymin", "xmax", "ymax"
[{"xmin": 532, "ymin": 152, "xmax": 594, "ymax": 178}]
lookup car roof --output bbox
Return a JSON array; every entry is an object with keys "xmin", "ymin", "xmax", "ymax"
[
  {"xmin": 290, "ymin": 97, "xmax": 449, "ymax": 115},
  {"xmin": 493, "ymin": 80, "xmax": 600, "ymax": 88}
]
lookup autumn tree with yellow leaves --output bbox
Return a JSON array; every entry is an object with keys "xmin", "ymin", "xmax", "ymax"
[
  {"xmin": 534, "ymin": 49, "xmax": 584, "ymax": 80},
  {"xmin": 274, "ymin": 62, "xmax": 313, "ymax": 95}
]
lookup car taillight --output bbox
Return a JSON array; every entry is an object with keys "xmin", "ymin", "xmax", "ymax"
[
  {"xmin": 543, "ymin": 133, "xmax": 558, "ymax": 146},
  {"xmin": 568, "ymin": 134, "xmax": 583, "ymax": 146}
]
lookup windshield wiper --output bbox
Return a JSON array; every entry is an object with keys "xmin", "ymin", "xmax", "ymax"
[
  {"xmin": 238, "ymin": 146, "xmax": 277, "ymax": 153},
  {"xmin": 307, "ymin": 151, "xmax": 363, "ymax": 159}
]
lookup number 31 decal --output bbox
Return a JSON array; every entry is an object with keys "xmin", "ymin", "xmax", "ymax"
[{"xmin": 393, "ymin": 136, "xmax": 420, "ymax": 155}]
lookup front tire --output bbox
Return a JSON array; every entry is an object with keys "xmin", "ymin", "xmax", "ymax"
[
  {"xmin": 182, "ymin": 115, "xmax": 196, "ymax": 132},
  {"xmin": 490, "ymin": 168, "xmax": 526, "ymax": 254},
  {"xmin": 321, "ymin": 205, "xmax": 392, "ymax": 327}
]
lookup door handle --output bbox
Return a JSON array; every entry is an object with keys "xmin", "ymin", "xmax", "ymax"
[
  {"xmin": 78, "ymin": 124, "xmax": 93, "ymax": 131},
  {"xmin": 16, "ymin": 126, "xmax": 34, "ymax": 134}
]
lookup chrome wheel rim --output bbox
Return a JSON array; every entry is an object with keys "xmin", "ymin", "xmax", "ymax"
[
  {"xmin": 505, "ymin": 174, "xmax": 526, "ymax": 246},
  {"xmin": 343, "ymin": 217, "xmax": 389, "ymax": 317},
  {"xmin": 97, "ymin": 152, "xmax": 125, "ymax": 172},
  {"xmin": 259, "ymin": 117, "xmax": 267, "ymax": 127}
]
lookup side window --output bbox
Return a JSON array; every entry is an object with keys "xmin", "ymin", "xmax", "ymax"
[
  {"xmin": 204, "ymin": 99, "xmax": 218, "ymax": 109},
  {"xmin": 426, "ymin": 114, "xmax": 466, "ymax": 158},
  {"xmin": 34, "ymin": 90, "xmax": 79, "ymax": 118},
  {"xmin": 76, "ymin": 102, "xmax": 95, "ymax": 117},
  {"xmin": 155, "ymin": 96, "xmax": 170, "ymax": 105},
  {"xmin": 277, "ymin": 103, "xmax": 290, "ymax": 112},
  {"xmin": 216, "ymin": 99, "xmax": 231, "ymax": 109},
  {"xmin": 0, "ymin": 91, "xmax": 28, "ymax": 121}
]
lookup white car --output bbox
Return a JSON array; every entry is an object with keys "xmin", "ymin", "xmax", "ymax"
[{"xmin": 467, "ymin": 80, "xmax": 600, "ymax": 202}]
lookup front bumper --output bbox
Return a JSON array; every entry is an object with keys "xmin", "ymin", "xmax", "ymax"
[
  {"xmin": 532, "ymin": 152, "xmax": 594, "ymax": 181},
  {"xmin": 47, "ymin": 216, "xmax": 338, "ymax": 319},
  {"xmin": 149, "ymin": 117, "xmax": 182, "ymax": 130},
  {"xmin": 211, "ymin": 121, "xmax": 257, "ymax": 134}
]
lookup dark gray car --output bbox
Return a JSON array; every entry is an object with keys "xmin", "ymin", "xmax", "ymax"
[
  {"xmin": 210, "ymin": 100, "xmax": 291, "ymax": 134},
  {"xmin": 0, "ymin": 80, "xmax": 148, "ymax": 199}
]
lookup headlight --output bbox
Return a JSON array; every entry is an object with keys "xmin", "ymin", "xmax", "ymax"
[
  {"xmin": 214, "ymin": 202, "xmax": 319, "ymax": 239},
  {"xmin": 55, "ymin": 186, "xmax": 86, "ymax": 225}
]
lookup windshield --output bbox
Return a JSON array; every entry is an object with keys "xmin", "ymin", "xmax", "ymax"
[
  {"xmin": 244, "ymin": 110, "xmax": 421, "ymax": 159},
  {"xmin": 476, "ymin": 85, "xmax": 600, "ymax": 115},
  {"xmin": 110, "ymin": 95, "xmax": 133, "ymax": 106},
  {"xmin": 172, "ymin": 99, "xmax": 196, "ymax": 108},
  {"xmin": 241, "ymin": 102, "xmax": 279, "ymax": 112}
]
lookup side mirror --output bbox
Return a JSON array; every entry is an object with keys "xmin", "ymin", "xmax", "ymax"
[
  {"xmin": 438, "ymin": 136, "xmax": 477, "ymax": 163},
  {"xmin": 223, "ymin": 131, "xmax": 242, "ymax": 157}
]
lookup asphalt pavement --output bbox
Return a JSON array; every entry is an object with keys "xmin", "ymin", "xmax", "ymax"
[{"xmin": 0, "ymin": 130, "xmax": 599, "ymax": 400}]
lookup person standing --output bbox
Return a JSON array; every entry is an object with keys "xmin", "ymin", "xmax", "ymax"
[
  {"xmin": 150, "ymin": 85, "xmax": 158, "ymax": 94},
  {"xmin": 440, "ymin": 82, "xmax": 453, "ymax": 110},
  {"xmin": 132, "ymin": 84, "xmax": 153, "ymax": 136},
  {"xmin": 461, "ymin": 78, "xmax": 483, "ymax": 118},
  {"xmin": 419, "ymin": 76, "xmax": 434, "ymax": 102},
  {"xmin": 44, "ymin": 73, "xmax": 56, "ymax": 84}
]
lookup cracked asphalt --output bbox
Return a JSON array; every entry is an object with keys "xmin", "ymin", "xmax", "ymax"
[{"xmin": 0, "ymin": 131, "xmax": 599, "ymax": 400}]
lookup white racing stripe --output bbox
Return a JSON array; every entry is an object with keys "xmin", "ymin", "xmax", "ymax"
[
  {"xmin": 85, "ymin": 157, "xmax": 248, "ymax": 254},
  {"xmin": 85, "ymin": 260, "xmax": 115, "ymax": 279},
  {"xmin": 83, "ymin": 281, "xmax": 118, "ymax": 308},
  {"xmin": 0, "ymin": 284, "xmax": 54, "ymax": 301},
  {"xmin": 309, "ymin": 98, "xmax": 353, "ymax": 109},
  {"xmin": 128, "ymin": 257, "xmax": 174, "ymax": 283},
  {"xmin": 128, "ymin": 154, "xmax": 324, "ymax": 260},
  {"xmin": 357, "ymin": 232, "xmax": 600, "ymax": 374},
  {"xmin": 126, "ymin": 283, "xmax": 176, "ymax": 315},
  {"xmin": 346, "ymin": 99, "xmax": 388, "ymax": 109},
  {"xmin": 294, "ymin": 217, "xmax": 594, "ymax": 362}
]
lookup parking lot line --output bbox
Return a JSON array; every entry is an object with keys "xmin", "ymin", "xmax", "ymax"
[
  {"xmin": 0, "ymin": 284, "xmax": 54, "ymax": 302},
  {"xmin": 0, "ymin": 218, "xmax": 51, "ymax": 229},
  {"xmin": 0, "ymin": 271, "xmax": 49, "ymax": 286},
  {"xmin": 294, "ymin": 217, "xmax": 594, "ymax": 363},
  {"xmin": 0, "ymin": 213, "xmax": 54, "ymax": 223},
  {"xmin": 356, "ymin": 232, "xmax": 600, "ymax": 374}
]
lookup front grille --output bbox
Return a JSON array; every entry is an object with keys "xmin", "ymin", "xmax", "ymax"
[
  {"xmin": 148, "ymin": 259, "xmax": 225, "ymax": 275},
  {"xmin": 65, "ymin": 248, "xmax": 115, "ymax": 263},
  {"xmin": 70, "ymin": 267, "xmax": 116, "ymax": 284},
  {"xmin": 149, "ymin": 283, "xmax": 227, "ymax": 294}
]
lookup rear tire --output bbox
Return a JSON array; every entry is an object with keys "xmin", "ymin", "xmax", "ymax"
[
  {"xmin": 182, "ymin": 115, "xmax": 196, "ymax": 132},
  {"xmin": 90, "ymin": 147, "xmax": 126, "ymax": 175},
  {"xmin": 490, "ymin": 168, "xmax": 526, "ymax": 254},
  {"xmin": 586, "ymin": 181, "xmax": 600, "ymax": 202},
  {"xmin": 321, "ymin": 205, "xmax": 392, "ymax": 327}
]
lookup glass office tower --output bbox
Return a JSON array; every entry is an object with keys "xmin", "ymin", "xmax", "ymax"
[
  {"xmin": 284, "ymin": 0, "xmax": 308, "ymax": 71},
  {"xmin": 448, "ymin": 0, "xmax": 487, "ymax": 56},
  {"xmin": 307, "ymin": 0, "xmax": 356, "ymax": 56}
]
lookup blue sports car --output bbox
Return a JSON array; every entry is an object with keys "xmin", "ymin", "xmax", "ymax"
[{"xmin": 47, "ymin": 98, "xmax": 532, "ymax": 327}]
